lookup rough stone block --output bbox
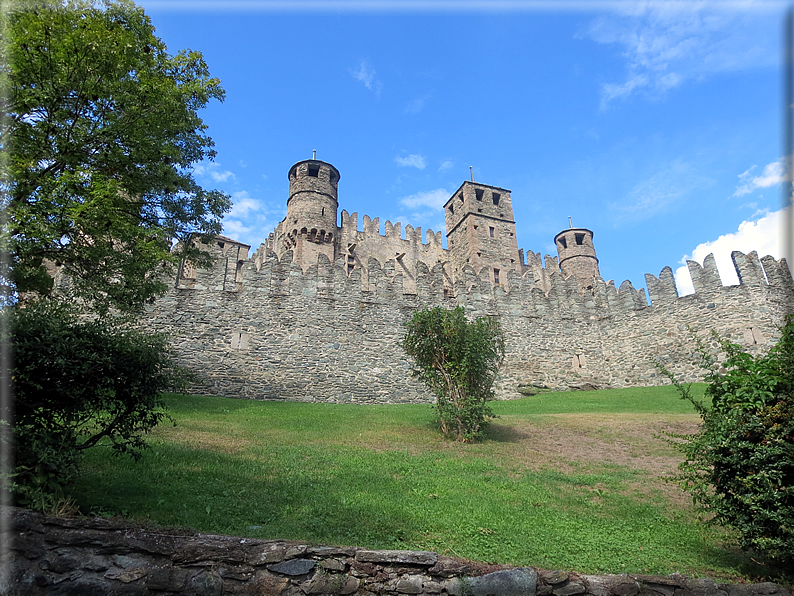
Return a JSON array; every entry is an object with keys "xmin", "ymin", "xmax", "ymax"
[
  {"xmin": 554, "ymin": 581, "xmax": 587, "ymax": 596},
  {"xmin": 464, "ymin": 567, "xmax": 538, "ymax": 596},
  {"xmin": 145, "ymin": 567, "xmax": 190, "ymax": 591},
  {"xmin": 723, "ymin": 583, "xmax": 787, "ymax": 596},
  {"xmin": 542, "ymin": 570, "xmax": 569, "ymax": 585},
  {"xmin": 189, "ymin": 570, "xmax": 224, "ymax": 596},
  {"xmin": 267, "ymin": 558, "xmax": 316, "ymax": 576},
  {"xmin": 396, "ymin": 576, "xmax": 424, "ymax": 594},
  {"xmin": 355, "ymin": 550, "xmax": 438, "ymax": 566},
  {"xmin": 320, "ymin": 558, "xmax": 347, "ymax": 572},
  {"xmin": 428, "ymin": 557, "xmax": 469, "ymax": 577}
]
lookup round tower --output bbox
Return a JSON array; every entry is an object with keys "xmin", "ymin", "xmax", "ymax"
[
  {"xmin": 279, "ymin": 159, "xmax": 340, "ymax": 266},
  {"xmin": 554, "ymin": 227, "xmax": 600, "ymax": 293}
]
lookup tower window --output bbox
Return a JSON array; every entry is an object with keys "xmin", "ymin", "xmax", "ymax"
[
  {"xmin": 575, "ymin": 233, "xmax": 585, "ymax": 245},
  {"xmin": 307, "ymin": 164, "xmax": 320, "ymax": 177},
  {"xmin": 494, "ymin": 268, "xmax": 500, "ymax": 284},
  {"xmin": 449, "ymin": 203, "xmax": 454, "ymax": 214},
  {"xmin": 321, "ymin": 207, "xmax": 325, "ymax": 216},
  {"xmin": 475, "ymin": 189, "xmax": 484, "ymax": 201},
  {"xmin": 558, "ymin": 237, "xmax": 567, "ymax": 249},
  {"xmin": 492, "ymin": 193, "xmax": 501, "ymax": 206},
  {"xmin": 489, "ymin": 226, "xmax": 495, "ymax": 238}
]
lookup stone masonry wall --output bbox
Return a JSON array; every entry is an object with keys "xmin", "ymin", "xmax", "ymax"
[
  {"xmin": 138, "ymin": 241, "xmax": 793, "ymax": 403},
  {"xmin": 8, "ymin": 508, "xmax": 793, "ymax": 596}
]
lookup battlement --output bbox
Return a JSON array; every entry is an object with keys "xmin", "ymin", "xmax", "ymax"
[
  {"xmin": 339, "ymin": 210, "xmax": 444, "ymax": 248},
  {"xmin": 181, "ymin": 237, "xmax": 793, "ymax": 319}
]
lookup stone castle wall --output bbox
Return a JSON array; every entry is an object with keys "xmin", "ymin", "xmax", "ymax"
[{"xmin": 139, "ymin": 239, "xmax": 793, "ymax": 403}]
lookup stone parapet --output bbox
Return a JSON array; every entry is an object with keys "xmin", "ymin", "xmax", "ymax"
[{"xmin": 7, "ymin": 508, "xmax": 792, "ymax": 596}]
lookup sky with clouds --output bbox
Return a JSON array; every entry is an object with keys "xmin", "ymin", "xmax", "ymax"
[{"xmin": 138, "ymin": 0, "xmax": 792, "ymax": 298}]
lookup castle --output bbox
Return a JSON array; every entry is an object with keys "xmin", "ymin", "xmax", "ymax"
[
  {"xmin": 258, "ymin": 159, "xmax": 600, "ymax": 296},
  {"xmin": 141, "ymin": 159, "xmax": 794, "ymax": 403}
]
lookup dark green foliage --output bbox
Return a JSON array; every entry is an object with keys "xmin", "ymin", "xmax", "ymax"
[
  {"xmin": 664, "ymin": 318, "xmax": 794, "ymax": 568},
  {"xmin": 3, "ymin": 300, "xmax": 191, "ymax": 507},
  {"xmin": 401, "ymin": 306, "xmax": 505, "ymax": 441},
  {"xmin": 2, "ymin": 0, "xmax": 230, "ymax": 313}
]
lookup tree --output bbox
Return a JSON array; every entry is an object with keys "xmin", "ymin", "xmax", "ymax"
[
  {"xmin": 4, "ymin": 299, "xmax": 192, "ymax": 508},
  {"xmin": 662, "ymin": 319, "xmax": 794, "ymax": 568},
  {"xmin": 2, "ymin": 0, "xmax": 231, "ymax": 314},
  {"xmin": 401, "ymin": 306, "xmax": 505, "ymax": 442}
]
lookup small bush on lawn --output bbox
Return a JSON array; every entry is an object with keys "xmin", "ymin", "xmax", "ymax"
[
  {"xmin": 3, "ymin": 300, "xmax": 192, "ymax": 510},
  {"xmin": 401, "ymin": 306, "xmax": 505, "ymax": 442},
  {"xmin": 661, "ymin": 318, "xmax": 794, "ymax": 568}
]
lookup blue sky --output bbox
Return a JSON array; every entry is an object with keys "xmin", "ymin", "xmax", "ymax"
[{"xmin": 138, "ymin": 0, "xmax": 792, "ymax": 297}]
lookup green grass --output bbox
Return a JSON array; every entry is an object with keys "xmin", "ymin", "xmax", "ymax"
[{"xmin": 69, "ymin": 385, "xmax": 771, "ymax": 580}]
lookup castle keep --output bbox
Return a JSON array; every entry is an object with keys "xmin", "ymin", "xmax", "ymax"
[{"xmin": 141, "ymin": 159, "xmax": 794, "ymax": 403}]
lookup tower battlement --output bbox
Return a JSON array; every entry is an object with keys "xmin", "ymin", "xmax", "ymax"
[{"xmin": 263, "ymin": 159, "xmax": 598, "ymax": 295}]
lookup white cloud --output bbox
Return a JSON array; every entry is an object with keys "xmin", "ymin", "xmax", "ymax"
[
  {"xmin": 399, "ymin": 188, "xmax": 449, "ymax": 210},
  {"xmin": 732, "ymin": 158, "xmax": 787, "ymax": 197},
  {"xmin": 228, "ymin": 190, "xmax": 261, "ymax": 218},
  {"xmin": 193, "ymin": 161, "xmax": 235, "ymax": 184},
  {"xmin": 674, "ymin": 206, "xmax": 791, "ymax": 295},
  {"xmin": 350, "ymin": 59, "xmax": 383, "ymax": 96},
  {"xmin": 600, "ymin": 74, "xmax": 650, "ymax": 108},
  {"xmin": 395, "ymin": 154, "xmax": 427, "ymax": 170},
  {"xmin": 222, "ymin": 219, "xmax": 254, "ymax": 239},
  {"xmin": 584, "ymin": 4, "xmax": 777, "ymax": 108},
  {"xmin": 610, "ymin": 160, "xmax": 714, "ymax": 223},
  {"xmin": 220, "ymin": 192, "xmax": 287, "ymax": 248},
  {"xmin": 438, "ymin": 160, "xmax": 454, "ymax": 173}
]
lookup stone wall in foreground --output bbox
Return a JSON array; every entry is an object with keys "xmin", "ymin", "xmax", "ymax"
[
  {"xmin": 137, "ymin": 243, "xmax": 793, "ymax": 402},
  {"xmin": 7, "ymin": 508, "xmax": 793, "ymax": 596}
]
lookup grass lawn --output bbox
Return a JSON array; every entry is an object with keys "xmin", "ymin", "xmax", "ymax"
[{"xmin": 69, "ymin": 385, "xmax": 772, "ymax": 581}]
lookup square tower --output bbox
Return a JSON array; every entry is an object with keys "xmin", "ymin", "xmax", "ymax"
[{"xmin": 444, "ymin": 181, "xmax": 520, "ymax": 286}]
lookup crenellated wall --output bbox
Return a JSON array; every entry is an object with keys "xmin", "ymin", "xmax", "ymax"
[
  {"xmin": 140, "ymin": 240, "xmax": 793, "ymax": 403},
  {"xmin": 337, "ymin": 210, "xmax": 448, "ymax": 294}
]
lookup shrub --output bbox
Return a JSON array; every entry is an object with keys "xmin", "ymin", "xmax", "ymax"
[
  {"xmin": 3, "ymin": 300, "xmax": 192, "ymax": 508},
  {"xmin": 662, "ymin": 318, "xmax": 794, "ymax": 568},
  {"xmin": 401, "ymin": 306, "xmax": 505, "ymax": 442}
]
